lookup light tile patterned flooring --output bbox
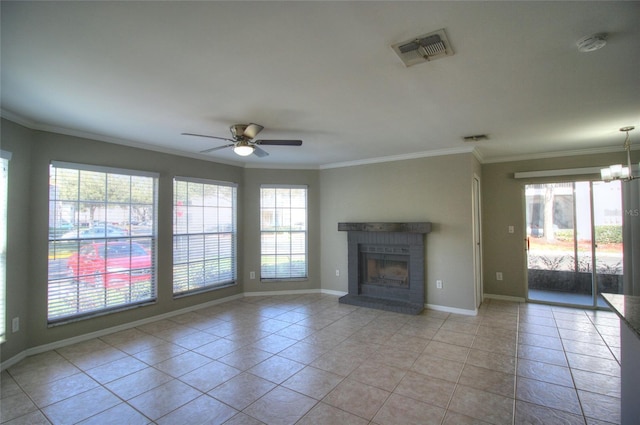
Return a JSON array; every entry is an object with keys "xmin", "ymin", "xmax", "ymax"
[{"xmin": 1, "ymin": 294, "xmax": 622, "ymax": 425}]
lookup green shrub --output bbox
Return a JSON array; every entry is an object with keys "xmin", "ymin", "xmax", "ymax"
[
  {"xmin": 545, "ymin": 227, "xmax": 621, "ymax": 244},
  {"xmin": 555, "ymin": 229, "xmax": 574, "ymax": 241},
  {"xmin": 595, "ymin": 225, "xmax": 622, "ymax": 244}
]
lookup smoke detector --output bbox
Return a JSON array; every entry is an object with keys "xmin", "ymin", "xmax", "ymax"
[
  {"xmin": 576, "ymin": 33, "xmax": 607, "ymax": 52},
  {"xmin": 391, "ymin": 29, "xmax": 454, "ymax": 67}
]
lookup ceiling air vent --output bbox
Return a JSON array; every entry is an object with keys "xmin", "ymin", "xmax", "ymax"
[
  {"xmin": 391, "ymin": 29, "xmax": 454, "ymax": 67},
  {"xmin": 463, "ymin": 134, "xmax": 489, "ymax": 142}
]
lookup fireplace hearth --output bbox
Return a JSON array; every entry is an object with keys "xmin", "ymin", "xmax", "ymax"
[{"xmin": 338, "ymin": 222, "xmax": 432, "ymax": 314}]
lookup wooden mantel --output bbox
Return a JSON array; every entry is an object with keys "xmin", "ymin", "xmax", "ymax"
[{"xmin": 338, "ymin": 222, "xmax": 432, "ymax": 234}]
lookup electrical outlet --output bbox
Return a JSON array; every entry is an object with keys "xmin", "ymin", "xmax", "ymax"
[
  {"xmin": 496, "ymin": 272, "xmax": 503, "ymax": 281},
  {"xmin": 250, "ymin": 271, "xmax": 256, "ymax": 280},
  {"xmin": 12, "ymin": 317, "xmax": 19, "ymax": 333},
  {"xmin": 335, "ymin": 269, "xmax": 340, "ymax": 277},
  {"xmin": 436, "ymin": 280, "xmax": 443, "ymax": 289},
  {"xmin": 508, "ymin": 225, "xmax": 514, "ymax": 234}
]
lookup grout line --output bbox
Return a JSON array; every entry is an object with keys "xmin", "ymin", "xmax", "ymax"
[
  {"xmin": 4, "ymin": 295, "xmax": 621, "ymax": 425},
  {"xmin": 512, "ymin": 301, "xmax": 521, "ymax": 425}
]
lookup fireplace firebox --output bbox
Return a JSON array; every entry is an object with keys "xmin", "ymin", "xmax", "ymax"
[
  {"xmin": 338, "ymin": 222, "xmax": 432, "ymax": 314},
  {"xmin": 360, "ymin": 246, "xmax": 409, "ymax": 288}
]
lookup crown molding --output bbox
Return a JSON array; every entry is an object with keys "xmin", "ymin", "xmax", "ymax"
[
  {"xmin": 481, "ymin": 144, "xmax": 639, "ymax": 164},
  {"xmin": 471, "ymin": 148, "xmax": 484, "ymax": 163},
  {"xmin": 319, "ymin": 146, "xmax": 476, "ymax": 170},
  {"xmin": 1, "ymin": 108, "xmax": 38, "ymax": 129},
  {"xmin": 4, "ymin": 109, "xmax": 632, "ymax": 170},
  {"xmin": 0, "ymin": 109, "xmax": 244, "ymax": 168}
]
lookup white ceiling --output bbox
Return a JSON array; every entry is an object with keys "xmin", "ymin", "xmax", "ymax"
[{"xmin": 2, "ymin": 1, "xmax": 639, "ymax": 169}]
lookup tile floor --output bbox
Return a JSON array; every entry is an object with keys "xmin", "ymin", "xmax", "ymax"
[{"xmin": 0, "ymin": 294, "xmax": 622, "ymax": 425}]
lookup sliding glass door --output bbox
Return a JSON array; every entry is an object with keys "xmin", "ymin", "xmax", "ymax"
[
  {"xmin": 593, "ymin": 181, "xmax": 625, "ymax": 306},
  {"xmin": 525, "ymin": 181, "xmax": 623, "ymax": 308}
]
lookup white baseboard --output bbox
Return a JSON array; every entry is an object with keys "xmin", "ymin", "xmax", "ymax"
[
  {"xmin": 425, "ymin": 303, "xmax": 478, "ymax": 316},
  {"xmin": 244, "ymin": 288, "xmax": 347, "ymax": 297},
  {"xmin": 483, "ymin": 293, "xmax": 526, "ymax": 303},
  {"xmin": 244, "ymin": 289, "xmax": 321, "ymax": 297},
  {"xmin": 320, "ymin": 289, "xmax": 348, "ymax": 297}
]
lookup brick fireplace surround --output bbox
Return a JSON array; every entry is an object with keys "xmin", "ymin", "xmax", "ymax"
[{"xmin": 337, "ymin": 222, "xmax": 432, "ymax": 315}]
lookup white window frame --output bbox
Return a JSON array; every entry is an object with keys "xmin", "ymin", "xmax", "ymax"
[
  {"xmin": 260, "ymin": 184, "xmax": 308, "ymax": 280},
  {"xmin": 0, "ymin": 151, "xmax": 11, "ymax": 343},
  {"xmin": 173, "ymin": 177, "xmax": 237, "ymax": 296},
  {"xmin": 47, "ymin": 161, "xmax": 158, "ymax": 324}
]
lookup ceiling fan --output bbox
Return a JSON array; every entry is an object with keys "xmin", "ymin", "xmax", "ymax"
[{"xmin": 182, "ymin": 123, "xmax": 302, "ymax": 157}]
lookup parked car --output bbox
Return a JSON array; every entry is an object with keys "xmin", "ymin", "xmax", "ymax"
[
  {"xmin": 60, "ymin": 225, "xmax": 128, "ymax": 239},
  {"xmin": 49, "ymin": 220, "xmax": 75, "ymax": 239},
  {"xmin": 67, "ymin": 241, "xmax": 152, "ymax": 288}
]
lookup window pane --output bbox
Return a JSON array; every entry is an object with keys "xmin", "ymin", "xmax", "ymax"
[
  {"xmin": 79, "ymin": 171, "xmax": 106, "ymax": 201},
  {"xmin": 290, "ymin": 188, "xmax": 306, "ymax": 208},
  {"xmin": 276, "ymin": 189, "xmax": 291, "ymax": 208},
  {"xmin": 261, "ymin": 233, "xmax": 276, "ymax": 254},
  {"xmin": 47, "ymin": 164, "xmax": 157, "ymax": 323},
  {"xmin": 107, "ymin": 174, "xmax": 130, "ymax": 203},
  {"xmin": 173, "ymin": 178, "xmax": 237, "ymax": 296},
  {"xmin": 261, "ymin": 188, "xmax": 276, "ymax": 208},
  {"xmin": 260, "ymin": 186, "xmax": 307, "ymax": 279}
]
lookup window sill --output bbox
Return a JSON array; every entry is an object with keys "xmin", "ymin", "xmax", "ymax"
[
  {"xmin": 173, "ymin": 282, "xmax": 237, "ymax": 299},
  {"xmin": 260, "ymin": 278, "xmax": 309, "ymax": 283}
]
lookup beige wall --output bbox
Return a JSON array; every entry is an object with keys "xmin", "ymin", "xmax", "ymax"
[
  {"xmin": 1, "ymin": 120, "xmax": 247, "ymax": 361},
  {"xmin": 482, "ymin": 151, "xmax": 640, "ymax": 300},
  {"xmin": 1, "ymin": 120, "xmax": 33, "ymax": 361},
  {"xmin": 0, "ymin": 120, "xmax": 323, "ymax": 363},
  {"xmin": 319, "ymin": 154, "xmax": 480, "ymax": 312}
]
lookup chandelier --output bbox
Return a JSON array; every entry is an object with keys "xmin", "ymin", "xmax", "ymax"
[{"xmin": 601, "ymin": 126, "xmax": 638, "ymax": 182}]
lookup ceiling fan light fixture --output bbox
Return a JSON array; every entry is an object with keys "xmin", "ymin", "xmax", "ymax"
[{"xmin": 233, "ymin": 142, "xmax": 254, "ymax": 156}]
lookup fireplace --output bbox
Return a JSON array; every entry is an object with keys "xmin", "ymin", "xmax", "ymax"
[
  {"xmin": 338, "ymin": 222, "xmax": 432, "ymax": 314},
  {"xmin": 360, "ymin": 245, "xmax": 409, "ymax": 288}
]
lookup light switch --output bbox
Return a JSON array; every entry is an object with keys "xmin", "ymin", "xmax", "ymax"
[{"xmin": 508, "ymin": 226, "xmax": 514, "ymax": 234}]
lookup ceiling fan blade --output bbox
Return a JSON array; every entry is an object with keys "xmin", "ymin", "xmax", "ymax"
[
  {"xmin": 244, "ymin": 123, "xmax": 264, "ymax": 139},
  {"xmin": 200, "ymin": 143, "xmax": 234, "ymax": 153},
  {"xmin": 255, "ymin": 139, "xmax": 303, "ymax": 146},
  {"xmin": 182, "ymin": 132, "xmax": 234, "ymax": 143},
  {"xmin": 253, "ymin": 146, "xmax": 270, "ymax": 158}
]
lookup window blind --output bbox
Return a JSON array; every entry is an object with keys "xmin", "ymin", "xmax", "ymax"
[
  {"xmin": 173, "ymin": 177, "xmax": 237, "ymax": 295},
  {"xmin": 47, "ymin": 162, "xmax": 158, "ymax": 323}
]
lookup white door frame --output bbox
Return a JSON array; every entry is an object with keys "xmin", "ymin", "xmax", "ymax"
[{"xmin": 472, "ymin": 175, "xmax": 484, "ymax": 308}]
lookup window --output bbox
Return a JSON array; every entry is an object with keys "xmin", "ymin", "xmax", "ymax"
[
  {"xmin": 260, "ymin": 185, "xmax": 307, "ymax": 280},
  {"xmin": 47, "ymin": 162, "xmax": 157, "ymax": 323},
  {"xmin": 0, "ymin": 151, "xmax": 10, "ymax": 342},
  {"xmin": 173, "ymin": 177, "xmax": 237, "ymax": 295}
]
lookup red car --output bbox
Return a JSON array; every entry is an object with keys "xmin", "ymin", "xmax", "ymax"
[{"xmin": 67, "ymin": 242, "xmax": 152, "ymax": 288}]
